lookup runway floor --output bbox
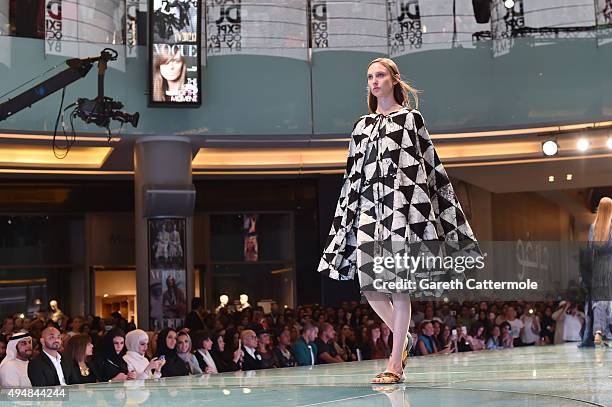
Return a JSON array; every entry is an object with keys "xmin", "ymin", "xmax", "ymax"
[{"xmin": 16, "ymin": 343, "xmax": 612, "ymax": 406}]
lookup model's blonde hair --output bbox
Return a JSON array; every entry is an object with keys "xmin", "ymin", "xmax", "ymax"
[
  {"xmin": 367, "ymin": 57, "xmax": 420, "ymax": 114},
  {"xmin": 152, "ymin": 45, "xmax": 187, "ymax": 102},
  {"xmin": 593, "ymin": 197, "xmax": 612, "ymax": 242}
]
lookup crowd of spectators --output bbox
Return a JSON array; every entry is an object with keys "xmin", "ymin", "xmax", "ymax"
[{"xmin": 0, "ymin": 298, "xmax": 586, "ymax": 387}]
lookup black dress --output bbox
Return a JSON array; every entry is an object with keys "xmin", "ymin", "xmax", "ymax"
[
  {"xmin": 272, "ymin": 346, "xmax": 296, "ymax": 368},
  {"xmin": 62, "ymin": 359, "xmax": 98, "ymax": 384},
  {"xmin": 94, "ymin": 328, "xmax": 129, "ymax": 382},
  {"xmin": 96, "ymin": 357, "xmax": 128, "ymax": 382}
]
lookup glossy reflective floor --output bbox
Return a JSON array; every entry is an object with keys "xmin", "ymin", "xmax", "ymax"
[{"xmin": 21, "ymin": 344, "xmax": 612, "ymax": 406}]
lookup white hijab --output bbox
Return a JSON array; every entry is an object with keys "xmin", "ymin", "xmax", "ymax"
[{"xmin": 123, "ymin": 330, "xmax": 161, "ymax": 380}]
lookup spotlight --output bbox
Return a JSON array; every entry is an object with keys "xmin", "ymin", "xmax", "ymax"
[
  {"xmin": 548, "ymin": 176, "xmax": 555, "ymax": 182},
  {"xmin": 504, "ymin": 0, "xmax": 515, "ymax": 8},
  {"xmin": 607, "ymin": 137, "xmax": 612, "ymax": 149},
  {"xmin": 576, "ymin": 138, "xmax": 590, "ymax": 152},
  {"xmin": 542, "ymin": 140, "xmax": 558, "ymax": 156}
]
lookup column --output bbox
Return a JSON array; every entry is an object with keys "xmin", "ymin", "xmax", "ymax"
[{"xmin": 134, "ymin": 136, "xmax": 194, "ymax": 330}]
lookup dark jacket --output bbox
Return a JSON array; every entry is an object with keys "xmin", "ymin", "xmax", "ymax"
[
  {"xmin": 209, "ymin": 349, "xmax": 240, "ymax": 373},
  {"xmin": 240, "ymin": 346, "xmax": 263, "ymax": 371},
  {"xmin": 28, "ymin": 351, "xmax": 69, "ymax": 387},
  {"xmin": 292, "ymin": 337, "xmax": 317, "ymax": 366}
]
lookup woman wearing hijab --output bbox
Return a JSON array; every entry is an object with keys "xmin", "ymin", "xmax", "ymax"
[
  {"xmin": 95, "ymin": 328, "xmax": 134, "ymax": 382},
  {"xmin": 210, "ymin": 332, "xmax": 242, "ymax": 373},
  {"xmin": 176, "ymin": 331, "xmax": 202, "ymax": 375},
  {"xmin": 155, "ymin": 328, "xmax": 189, "ymax": 377},
  {"xmin": 124, "ymin": 329, "xmax": 165, "ymax": 379}
]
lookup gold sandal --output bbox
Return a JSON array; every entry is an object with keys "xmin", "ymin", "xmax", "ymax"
[
  {"xmin": 401, "ymin": 334, "xmax": 413, "ymax": 369},
  {"xmin": 371, "ymin": 371, "xmax": 404, "ymax": 385}
]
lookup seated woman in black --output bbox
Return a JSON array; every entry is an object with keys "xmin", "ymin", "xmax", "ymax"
[
  {"xmin": 209, "ymin": 332, "xmax": 242, "ymax": 373},
  {"xmin": 273, "ymin": 328, "xmax": 297, "ymax": 368},
  {"xmin": 62, "ymin": 334, "xmax": 99, "ymax": 384},
  {"xmin": 95, "ymin": 328, "xmax": 134, "ymax": 382},
  {"xmin": 155, "ymin": 328, "xmax": 189, "ymax": 377}
]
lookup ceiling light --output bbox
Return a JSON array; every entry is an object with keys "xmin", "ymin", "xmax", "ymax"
[
  {"xmin": 542, "ymin": 140, "xmax": 558, "ymax": 156},
  {"xmin": 566, "ymin": 174, "xmax": 573, "ymax": 181},
  {"xmin": 504, "ymin": 0, "xmax": 515, "ymax": 8},
  {"xmin": 607, "ymin": 137, "xmax": 612, "ymax": 149},
  {"xmin": 103, "ymin": 293, "xmax": 109, "ymax": 298},
  {"xmin": 548, "ymin": 176, "xmax": 555, "ymax": 182},
  {"xmin": 576, "ymin": 138, "xmax": 590, "ymax": 152},
  {"xmin": 0, "ymin": 144, "xmax": 112, "ymax": 168}
]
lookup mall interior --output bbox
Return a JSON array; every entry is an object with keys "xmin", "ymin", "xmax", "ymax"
[{"xmin": 0, "ymin": 0, "xmax": 611, "ymax": 405}]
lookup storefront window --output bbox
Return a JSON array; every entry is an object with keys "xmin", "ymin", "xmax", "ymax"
[{"xmin": 207, "ymin": 213, "xmax": 295, "ymax": 310}]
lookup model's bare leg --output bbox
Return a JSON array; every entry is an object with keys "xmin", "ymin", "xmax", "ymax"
[
  {"xmin": 364, "ymin": 291, "xmax": 395, "ymax": 330},
  {"xmin": 387, "ymin": 293, "xmax": 411, "ymax": 374},
  {"xmin": 364, "ymin": 291, "xmax": 412, "ymax": 352}
]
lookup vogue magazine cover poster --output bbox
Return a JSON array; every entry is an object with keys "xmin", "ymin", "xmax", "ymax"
[
  {"xmin": 149, "ymin": 0, "xmax": 201, "ymax": 105},
  {"xmin": 148, "ymin": 218, "xmax": 187, "ymax": 330}
]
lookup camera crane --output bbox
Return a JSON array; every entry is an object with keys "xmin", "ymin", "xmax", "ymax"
[{"xmin": 0, "ymin": 48, "xmax": 139, "ymax": 131}]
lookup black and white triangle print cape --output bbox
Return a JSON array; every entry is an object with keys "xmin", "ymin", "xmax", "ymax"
[{"xmin": 318, "ymin": 107, "xmax": 479, "ymax": 281}]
